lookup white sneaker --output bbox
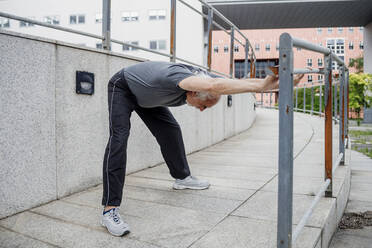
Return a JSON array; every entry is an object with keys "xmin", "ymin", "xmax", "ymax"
[
  {"xmin": 173, "ymin": 175, "xmax": 210, "ymax": 190},
  {"xmin": 101, "ymin": 207, "xmax": 130, "ymax": 236}
]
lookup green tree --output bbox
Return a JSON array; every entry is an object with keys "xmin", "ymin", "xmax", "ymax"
[
  {"xmin": 349, "ymin": 73, "xmax": 372, "ymax": 118},
  {"xmin": 349, "ymin": 57, "xmax": 364, "ymax": 73}
]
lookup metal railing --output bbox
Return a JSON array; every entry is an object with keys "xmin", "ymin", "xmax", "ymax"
[
  {"xmin": 277, "ymin": 33, "xmax": 349, "ymax": 248},
  {"xmin": 0, "ymin": 0, "xmax": 256, "ymax": 79}
]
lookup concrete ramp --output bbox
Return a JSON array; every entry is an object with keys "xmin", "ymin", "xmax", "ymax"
[{"xmin": 0, "ymin": 109, "xmax": 350, "ymax": 248}]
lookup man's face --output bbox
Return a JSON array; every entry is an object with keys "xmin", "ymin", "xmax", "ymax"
[{"xmin": 186, "ymin": 92, "xmax": 220, "ymax": 111}]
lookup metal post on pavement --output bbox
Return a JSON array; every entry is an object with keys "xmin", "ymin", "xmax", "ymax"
[
  {"xmin": 303, "ymin": 86, "xmax": 306, "ymax": 112},
  {"xmin": 170, "ymin": 0, "xmax": 176, "ymax": 62},
  {"xmin": 244, "ymin": 39, "xmax": 249, "ymax": 78},
  {"xmin": 102, "ymin": 0, "xmax": 111, "ymax": 50},
  {"xmin": 346, "ymin": 70, "xmax": 349, "ymax": 147},
  {"xmin": 295, "ymin": 87, "xmax": 298, "ymax": 110},
  {"xmin": 277, "ymin": 33, "xmax": 294, "ymax": 248},
  {"xmin": 339, "ymin": 66, "xmax": 345, "ymax": 165},
  {"xmin": 324, "ymin": 54, "xmax": 333, "ymax": 197},
  {"xmin": 344, "ymin": 68, "xmax": 348, "ymax": 151},
  {"xmin": 319, "ymin": 85, "xmax": 323, "ymax": 114},
  {"xmin": 205, "ymin": 7, "xmax": 213, "ymax": 70},
  {"xmin": 334, "ymin": 83, "xmax": 338, "ymax": 123},
  {"xmin": 311, "ymin": 83, "xmax": 314, "ymax": 115},
  {"xmin": 229, "ymin": 26, "xmax": 234, "ymax": 78}
]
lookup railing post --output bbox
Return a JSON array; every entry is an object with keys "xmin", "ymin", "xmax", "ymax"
[
  {"xmin": 277, "ymin": 33, "xmax": 294, "ymax": 248},
  {"xmin": 244, "ymin": 39, "xmax": 249, "ymax": 78},
  {"xmin": 324, "ymin": 54, "xmax": 333, "ymax": 197},
  {"xmin": 261, "ymin": 92, "xmax": 264, "ymax": 106},
  {"xmin": 344, "ymin": 68, "xmax": 348, "ymax": 152},
  {"xmin": 334, "ymin": 83, "xmax": 338, "ymax": 123},
  {"xmin": 250, "ymin": 53, "xmax": 253, "ymax": 78},
  {"xmin": 319, "ymin": 85, "xmax": 322, "ymax": 114},
  {"xmin": 346, "ymin": 70, "xmax": 349, "ymax": 148},
  {"xmin": 339, "ymin": 66, "xmax": 345, "ymax": 165},
  {"xmin": 295, "ymin": 88, "xmax": 298, "ymax": 110},
  {"xmin": 206, "ymin": 7, "xmax": 213, "ymax": 70},
  {"xmin": 229, "ymin": 27, "xmax": 234, "ymax": 78},
  {"xmin": 102, "ymin": 0, "xmax": 111, "ymax": 50},
  {"xmin": 311, "ymin": 83, "xmax": 314, "ymax": 115},
  {"xmin": 170, "ymin": 0, "xmax": 176, "ymax": 62},
  {"xmin": 303, "ymin": 86, "xmax": 306, "ymax": 112}
]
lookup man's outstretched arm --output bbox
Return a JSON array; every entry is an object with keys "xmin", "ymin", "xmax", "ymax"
[{"xmin": 179, "ymin": 74, "xmax": 304, "ymax": 95}]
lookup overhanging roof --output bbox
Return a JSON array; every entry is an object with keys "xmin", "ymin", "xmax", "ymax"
[{"xmin": 206, "ymin": 0, "xmax": 372, "ymax": 30}]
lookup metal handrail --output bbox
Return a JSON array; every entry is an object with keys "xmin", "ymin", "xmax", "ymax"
[
  {"xmin": 277, "ymin": 33, "xmax": 349, "ymax": 248},
  {"xmin": 0, "ymin": 0, "xmax": 256, "ymax": 79}
]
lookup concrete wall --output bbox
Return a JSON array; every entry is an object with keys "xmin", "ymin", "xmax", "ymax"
[{"xmin": 0, "ymin": 30, "xmax": 256, "ymax": 219}]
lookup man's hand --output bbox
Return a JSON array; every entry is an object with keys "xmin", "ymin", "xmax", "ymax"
[{"xmin": 261, "ymin": 73, "xmax": 304, "ymax": 92}]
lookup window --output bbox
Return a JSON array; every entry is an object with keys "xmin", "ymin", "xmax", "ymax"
[
  {"xmin": 70, "ymin": 14, "xmax": 85, "ymax": 24},
  {"xmin": 307, "ymin": 75, "xmax": 313, "ymax": 82},
  {"xmin": 318, "ymin": 58, "xmax": 323, "ymax": 67},
  {"xmin": 234, "ymin": 44, "xmax": 239, "ymax": 52},
  {"xmin": 338, "ymin": 27, "xmax": 343, "ymax": 33},
  {"xmin": 122, "ymin": 11, "xmax": 138, "ymax": 22},
  {"xmin": 359, "ymin": 26, "xmax": 364, "ymax": 31},
  {"xmin": 349, "ymin": 27, "xmax": 354, "ymax": 32},
  {"xmin": 360, "ymin": 41, "xmax": 364, "ymax": 49},
  {"xmin": 0, "ymin": 17, "xmax": 10, "ymax": 28},
  {"xmin": 317, "ymin": 27, "xmax": 322, "ymax": 34},
  {"xmin": 296, "ymin": 47, "xmax": 302, "ymax": 51},
  {"xmin": 349, "ymin": 41, "xmax": 354, "ymax": 50},
  {"xmin": 123, "ymin": 41, "xmax": 139, "ymax": 51},
  {"xmin": 276, "ymin": 44, "xmax": 279, "ymax": 51},
  {"xmin": 20, "ymin": 17, "xmax": 35, "ymax": 27},
  {"xmin": 307, "ymin": 58, "xmax": 312, "ymax": 67},
  {"xmin": 96, "ymin": 43, "xmax": 103, "ymax": 49},
  {"xmin": 158, "ymin": 40, "xmax": 166, "ymax": 50},
  {"xmin": 43, "ymin": 16, "xmax": 60, "ymax": 25},
  {"xmin": 327, "ymin": 38, "xmax": 344, "ymax": 70},
  {"xmin": 95, "ymin": 13, "xmax": 102, "ymax": 23},
  {"xmin": 327, "ymin": 27, "xmax": 333, "ymax": 33},
  {"xmin": 213, "ymin": 45, "xmax": 218, "ymax": 53},
  {"xmin": 265, "ymin": 44, "xmax": 270, "ymax": 51},
  {"xmin": 255, "ymin": 44, "xmax": 259, "ymax": 51},
  {"xmin": 149, "ymin": 40, "xmax": 166, "ymax": 50},
  {"xmin": 149, "ymin": 9, "xmax": 166, "ymax": 20},
  {"xmin": 224, "ymin": 45, "xmax": 228, "ymax": 53},
  {"xmin": 149, "ymin": 40, "xmax": 157, "ymax": 50},
  {"xmin": 318, "ymin": 75, "xmax": 323, "ymax": 81}
]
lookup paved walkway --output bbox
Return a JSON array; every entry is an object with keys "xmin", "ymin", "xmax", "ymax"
[
  {"xmin": 329, "ymin": 150, "xmax": 372, "ymax": 248},
  {"xmin": 0, "ymin": 109, "xmax": 349, "ymax": 248}
]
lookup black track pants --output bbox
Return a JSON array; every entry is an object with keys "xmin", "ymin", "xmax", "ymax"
[{"xmin": 101, "ymin": 70, "xmax": 191, "ymax": 207}]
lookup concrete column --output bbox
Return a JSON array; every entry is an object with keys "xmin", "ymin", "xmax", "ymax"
[{"xmin": 364, "ymin": 22, "xmax": 372, "ymax": 123}]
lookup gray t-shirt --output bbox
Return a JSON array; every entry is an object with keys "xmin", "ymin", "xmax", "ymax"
[{"xmin": 123, "ymin": 61, "xmax": 221, "ymax": 108}]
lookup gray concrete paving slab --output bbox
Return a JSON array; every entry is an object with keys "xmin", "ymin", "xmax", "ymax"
[
  {"xmin": 329, "ymin": 227, "xmax": 372, "ymax": 248},
  {"xmin": 189, "ymin": 216, "xmax": 321, "ymax": 248},
  {"xmin": 0, "ymin": 226, "xmax": 56, "ymax": 248},
  {"xmin": 0, "ymin": 211, "xmax": 160, "ymax": 248},
  {"xmin": 231, "ymin": 191, "xmax": 335, "ymax": 228},
  {"xmin": 30, "ymin": 199, "xmax": 225, "ymax": 248},
  {"xmin": 0, "ymin": 108, "xmax": 352, "ymax": 248},
  {"xmin": 124, "ymin": 176, "xmax": 256, "ymax": 201}
]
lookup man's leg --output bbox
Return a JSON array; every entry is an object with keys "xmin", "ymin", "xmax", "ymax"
[
  {"xmin": 102, "ymin": 77, "xmax": 135, "ymax": 208},
  {"xmin": 135, "ymin": 106, "xmax": 191, "ymax": 179}
]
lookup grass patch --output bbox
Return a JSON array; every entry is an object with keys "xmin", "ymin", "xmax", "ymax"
[{"xmin": 349, "ymin": 130, "xmax": 372, "ymax": 159}]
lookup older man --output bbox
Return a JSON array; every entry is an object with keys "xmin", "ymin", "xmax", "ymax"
[{"xmin": 101, "ymin": 60, "xmax": 303, "ymax": 237}]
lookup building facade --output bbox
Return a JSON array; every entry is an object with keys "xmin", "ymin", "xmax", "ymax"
[
  {"xmin": 211, "ymin": 27, "xmax": 364, "ymax": 107},
  {"xmin": 0, "ymin": 0, "xmax": 205, "ymax": 65}
]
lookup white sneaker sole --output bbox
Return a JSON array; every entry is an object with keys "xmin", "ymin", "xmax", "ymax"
[
  {"xmin": 101, "ymin": 220, "xmax": 130, "ymax": 237},
  {"xmin": 172, "ymin": 184, "xmax": 210, "ymax": 190}
]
